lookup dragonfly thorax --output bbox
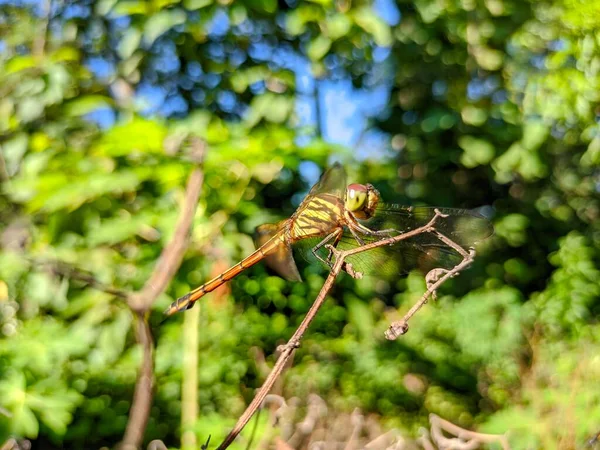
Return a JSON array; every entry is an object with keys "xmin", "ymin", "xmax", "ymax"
[{"xmin": 346, "ymin": 183, "xmax": 380, "ymax": 220}]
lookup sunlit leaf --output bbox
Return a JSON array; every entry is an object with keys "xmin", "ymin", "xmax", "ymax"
[
  {"xmin": 112, "ymin": 0, "xmax": 148, "ymax": 16},
  {"xmin": 118, "ymin": 28, "xmax": 142, "ymax": 59},
  {"xmin": 143, "ymin": 9, "xmax": 187, "ymax": 46},
  {"xmin": 307, "ymin": 35, "xmax": 332, "ymax": 61},
  {"xmin": 184, "ymin": 0, "xmax": 212, "ymax": 9},
  {"xmin": 65, "ymin": 96, "xmax": 115, "ymax": 117},
  {"xmin": 352, "ymin": 7, "xmax": 392, "ymax": 47}
]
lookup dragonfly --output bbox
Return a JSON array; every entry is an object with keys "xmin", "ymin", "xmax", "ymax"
[{"xmin": 164, "ymin": 163, "xmax": 493, "ymax": 316}]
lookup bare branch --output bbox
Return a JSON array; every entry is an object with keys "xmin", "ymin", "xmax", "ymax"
[
  {"xmin": 0, "ymin": 147, "xmax": 10, "ymax": 182},
  {"xmin": 119, "ymin": 316, "xmax": 154, "ymax": 450},
  {"xmin": 181, "ymin": 304, "xmax": 201, "ymax": 450},
  {"xmin": 147, "ymin": 440, "xmax": 168, "ymax": 450},
  {"xmin": 417, "ymin": 428, "xmax": 436, "ymax": 450},
  {"xmin": 343, "ymin": 408, "xmax": 364, "ymax": 450},
  {"xmin": 385, "ymin": 248, "xmax": 475, "ymax": 340},
  {"xmin": 35, "ymin": 259, "xmax": 130, "ymax": 299},
  {"xmin": 429, "ymin": 414, "xmax": 510, "ymax": 450},
  {"xmin": 120, "ymin": 148, "xmax": 205, "ymax": 449},
  {"xmin": 288, "ymin": 394, "xmax": 327, "ymax": 448},
  {"xmin": 128, "ymin": 140, "xmax": 206, "ymax": 312},
  {"xmin": 32, "ymin": 0, "xmax": 51, "ymax": 57},
  {"xmin": 216, "ymin": 255, "xmax": 346, "ymax": 449},
  {"xmin": 215, "ymin": 208, "xmax": 484, "ymax": 449},
  {"xmin": 0, "ymin": 439, "xmax": 18, "ymax": 450}
]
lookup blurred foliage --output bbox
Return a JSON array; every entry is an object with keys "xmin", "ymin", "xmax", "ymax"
[{"xmin": 0, "ymin": 0, "xmax": 599, "ymax": 449}]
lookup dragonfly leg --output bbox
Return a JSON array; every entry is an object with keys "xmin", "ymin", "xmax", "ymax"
[
  {"xmin": 326, "ymin": 229, "xmax": 344, "ymax": 264},
  {"xmin": 311, "ymin": 228, "xmax": 343, "ymax": 267},
  {"xmin": 352, "ymin": 220, "xmax": 398, "ymax": 239},
  {"xmin": 348, "ymin": 226, "xmax": 365, "ymax": 246}
]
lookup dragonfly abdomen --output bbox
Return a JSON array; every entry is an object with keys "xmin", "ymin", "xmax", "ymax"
[{"xmin": 164, "ymin": 233, "xmax": 285, "ymax": 316}]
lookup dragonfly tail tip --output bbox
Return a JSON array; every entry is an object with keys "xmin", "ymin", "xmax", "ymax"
[{"xmin": 162, "ymin": 292, "xmax": 195, "ymax": 318}]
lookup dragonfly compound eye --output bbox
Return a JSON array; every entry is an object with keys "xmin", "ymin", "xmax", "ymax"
[{"xmin": 346, "ymin": 183, "xmax": 368, "ymax": 212}]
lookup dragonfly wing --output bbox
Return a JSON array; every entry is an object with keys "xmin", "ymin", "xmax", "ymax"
[
  {"xmin": 254, "ymin": 222, "xmax": 302, "ymax": 282},
  {"xmin": 292, "ymin": 205, "xmax": 493, "ymax": 278},
  {"xmin": 336, "ymin": 234, "xmax": 467, "ymax": 277},
  {"xmin": 292, "ymin": 232, "xmax": 457, "ymax": 278},
  {"xmin": 363, "ymin": 205, "xmax": 494, "ymax": 248},
  {"xmin": 303, "ymin": 162, "xmax": 347, "ymax": 200},
  {"xmin": 341, "ymin": 205, "xmax": 493, "ymax": 276}
]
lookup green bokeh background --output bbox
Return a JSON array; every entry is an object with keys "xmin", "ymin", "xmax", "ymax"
[{"xmin": 1, "ymin": 0, "xmax": 599, "ymax": 449}]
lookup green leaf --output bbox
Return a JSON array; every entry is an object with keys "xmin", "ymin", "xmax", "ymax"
[
  {"xmin": 13, "ymin": 405, "xmax": 39, "ymax": 438},
  {"xmin": 345, "ymin": 296, "xmax": 374, "ymax": 342},
  {"xmin": 112, "ymin": 0, "xmax": 148, "ymax": 16},
  {"xmin": 17, "ymin": 98, "xmax": 45, "ymax": 123},
  {"xmin": 522, "ymin": 121, "xmax": 549, "ymax": 151},
  {"xmin": 459, "ymin": 135, "xmax": 495, "ymax": 167},
  {"xmin": 474, "ymin": 46, "xmax": 504, "ymax": 71},
  {"xmin": 64, "ymin": 95, "xmax": 115, "ymax": 117},
  {"xmin": 25, "ymin": 169, "xmax": 151, "ymax": 213},
  {"xmin": 184, "ymin": 0, "xmax": 213, "ymax": 9},
  {"xmin": 1, "ymin": 133, "xmax": 28, "ymax": 176},
  {"xmin": 307, "ymin": 35, "xmax": 332, "ymax": 61},
  {"xmin": 325, "ymin": 14, "xmax": 352, "ymax": 40},
  {"xmin": 143, "ymin": 9, "xmax": 187, "ymax": 46},
  {"xmin": 4, "ymin": 56, "xmax": 38, "ymax": 74},
  {"xmin": 581, "ymin": 136, "xmax": 600, "ymax": 166},
  {"xmin": 24, "ymin": 272, "xmax": 61, "ymax": 308},
  {"xmin": 94, "ymin": 117, "xmax": 168, "ymax": 156},
  {"xmin": 244, "ymin": 0, "xmax": 277, "ymax": 13},
  {"xmin": 95, "ymin": 0, "xmax": 119, "ymax": 15},
  {"xmin": 118, "ymin": 28, "xmax": 142, "ymax": 59},
  {"xmin": 286, "ymin": 5, "xmax": 322, "ymax": 36},
  {"xmin": 461, "ymin": 105, "xmax": 488, "ymax": 126},
  {"xmin": 353, "ymin": 7, "xmax": 392, "ymax": 47},
  {"xmin": 230, "ymin": 66, "xmax": 271, "ymax": 93},
  {"xmin": 86, "ymin": 211, "xmax": 155, "ymax": 246}
]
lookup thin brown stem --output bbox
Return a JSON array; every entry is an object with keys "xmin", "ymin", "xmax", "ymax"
[
  {"xmin": 385, "ymin": 248, "xmax": 475, "ymax": 340},
  {"xmin": 128, "ymin": 148, "xmax": 206, "ymax": 312},
  {"xmin": 216, "ymin": 256, "xmax": 345, "ymax": 450},
  {"xmin": 0, "ymin": 149, "xmax": 9, "ymax": 182},
  {"xmin": 429, "ymin": 414, "xmax": 511, "ymax": 450},
  {"xmin": 216, "ymin": 208, "xmax": 480, "ymax": 448},
  {"xmin": 0, "ymin": 439, "xmax": 18, "ymax": 450},
  {"xmin": 24, "ymin": 140, "xmax": 205, "ymax": 449},
  {"xmin": 181, "ymin": 304, "xmax": 200, "ymax": 450},
  {"xmin": 37, "ymin": 259, "xmax": 130, "ymax": 299},
  {"xmin": 120, "ymin": 315, "xmax": 154, "ymax": 450},
  {"xmin": 32, "ymin": 0, "xmax": 51, "ymax": 58},
  {"xmin": 120, "ymin": 148, "xmax": 205, "ymax": 449}
]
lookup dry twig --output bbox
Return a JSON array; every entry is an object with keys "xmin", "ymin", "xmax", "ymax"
[
  {"xmin": 0, "ymin": 439, "xmax": 18, "ymax": 450},
  {"xmin": 428, "ymin": 414, "xmax": 510, "ymax": 450},
  {"xmin": 31, "ymin": 140, "xmax": 206, "ymax": 450},
  {"xmin": 120, "ymin": 140, "xmax": 205, "ymax": 449},
  {"xmin": 36, "ymin": 259, "xmax": 130, "ymax": 299},
  {"xmin": 216, "ymin": 209, "xmax": 477, "ymax": 449}
]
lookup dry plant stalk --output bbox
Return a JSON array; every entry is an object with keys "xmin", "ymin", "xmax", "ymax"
[
  {"xmin": 0, "ymin": 439, "xmax": 20, "ymax": 450},
  {"xmin": 32, "ymin": 139, "xmax": 206, "ymax": 450},
  {"xmin": 244, "ymin": 395, "xmax": 510, "ymax": 450},
  {"xmin": 217, "ymin": 209, "xmax": 478, "ymax": 449},
  {"xmin": 419, "ymin": 414, "xmax": 510, "ymax": 450}
]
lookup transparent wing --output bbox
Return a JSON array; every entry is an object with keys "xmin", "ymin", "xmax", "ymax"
[
  {"xmin": 254, "ymin": 222, "xmax": 302, "ymax": 282},
  {"xmin": 293, "ymin": 206, "xmax": 493, "ymax": 277},
  {"xmin": 301, "ymin": 162, "xmax": 347, "ymax": 203},
  {"xmin": 364, "ymin": 205, "xmax": 494, "ymax": 249}
]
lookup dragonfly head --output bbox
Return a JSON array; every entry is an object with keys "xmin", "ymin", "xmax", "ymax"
[{"xmin": 346, "ymin": 183, "xmax": 380, "ymax": 220}]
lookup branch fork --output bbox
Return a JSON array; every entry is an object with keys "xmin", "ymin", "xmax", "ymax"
[{"xmin": 216, "ymin": 208, "xmax": 480, "ymax": 449}]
